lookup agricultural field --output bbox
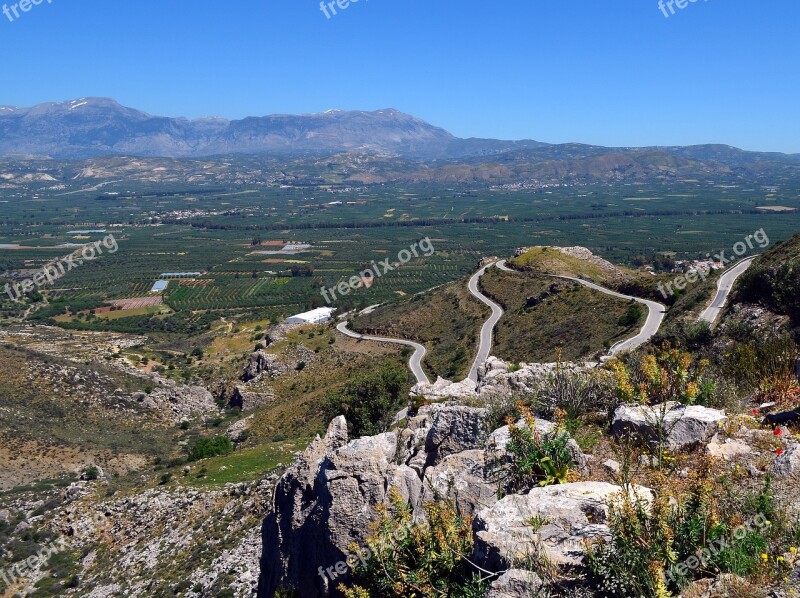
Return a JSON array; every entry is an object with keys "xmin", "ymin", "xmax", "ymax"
[{"xmin": 2, "ymin": 175, "xmax": 800, "ymax": 341}]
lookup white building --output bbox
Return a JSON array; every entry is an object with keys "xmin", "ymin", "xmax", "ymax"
[{"xmin": 285, "ymin": 307, "xmax": 336, "ymax": 325}]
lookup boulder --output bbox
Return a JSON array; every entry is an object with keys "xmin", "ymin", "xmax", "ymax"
[
  {"xmin": 424, "ymin": 405, "xmax": 488, "ymax": 466},
  {"xmin": 477, "ymin": 361, "xmax": 598, "ymax": 399},
  {"xmin": 611, "ymin": 402, "xmax": 726, "ymax": 451},
  {"xmin": 230, "ymin": 385, "xmax": 275, "ymax": 411},
  {"xmin": 226, "ymin": 415, "xmax": 254, "ymax": 443},
  {"xmin": 478, "ymin": 356, "xmax": 509, "ymax": 382},
  {"xmin": 395, "ymin": 404, "xmax": 489, "ymax": 472},
  {"xmin": 771, "ymin": 443, "xmax": 800, "ymax": 477},
  {"xmin": 485, "ymin": 569, "xmax": 544, "ymax": 598},
  {"xmin": 706, "ymin": 439, "xmax": 752, "ymax": 461},
  {"xmin": 242, "ymin": 350, "xmax": 270, "ymax": 382},
  {"xmin": 473, "ymin": 482, "xmax": 653, "ymax": 570},
  {"xmin": 242, "ymin": 350, "xmax": 289, "ymax": 382},
  {"xmin": 422, "ymin": 450, "xmax": 498, "ymax": 517},
  {"xmin": 410, "ymin": 377, "xmax": 478, "ymax": 401},
  {"xmin": 258, "ymin": 416, "xmax": 423, "ymax": 598}
]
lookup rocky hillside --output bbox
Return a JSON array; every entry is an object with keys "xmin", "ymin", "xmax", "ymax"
[
  {"xmin": 735, "ymin": 231, "xmax": 800, "ymax": 322},
  {"xmin": 257, "ymin": 350, "xmax": 800, "ymax": 597}
]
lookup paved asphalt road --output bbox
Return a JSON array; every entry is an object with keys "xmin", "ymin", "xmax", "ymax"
[
  {"xmin": 496, "ymin": 260, "xmax": 666, "ymax": 357},
  {"xmin": 698, "ymin": 257, "xmax": 756, "ymax": 325},
  {"xmin": 336, "ymin": 321, "xmax": 430, "ymax": 385},
  {"xmin": 467, "ymin": 261, "xmax": 504, "ymax": 382},
  {"xmin": 557, "ymin": 276, "xmax": 667, "ymax": 356}
]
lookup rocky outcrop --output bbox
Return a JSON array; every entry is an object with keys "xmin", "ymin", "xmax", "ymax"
[
  {"xmin": 227, "ymin": 414, "xmax": 254, "ymax": 443},
  {"xmin": 230, "ymin": 385, "xmax": 276, "ymax": 411},
  {"xmin": 473, "ymin": 482, "xmax": 653, "ymax": 570},
  {"xmin": 410, "ymin": 376, "xmax": 478, "ymax": 401},
  {"xmin": 410, "ymin": 357, "xmax": 597, "ymax": 403},
  {"xmin": 259, "ymin": 417, "xmax": 423, "ymax": 597},
  {"xmin": 707, "ymin": 438, "xmax": 752, "ymax": 461},
  {"xmin": 128, "ymin": 382, "xmax": 219, "ymax": 422},
  {"xmin": 422, "ymin": 450, "xmax": 497, "ymax": 517},
  {"xmin": 486, "ymin": 569, "xmax": 544, "ymax": 597},
  {"xmin": 242, "ymin": 350, "xmax": 289, "ymax": 382},
  {"xmin": 424, "ymin": 405, "xmax": 488, "ymax": 466},
  {"xmin": 771, "ymin": 443, "xmax": 800, "ymax": 477},
  {"xmin": 611, "ymin": 402, "xmax": 726, "ymax": 451},
  {"xmin": 259, "ymin": 402, "xmax": 593, "ymax": 597}
]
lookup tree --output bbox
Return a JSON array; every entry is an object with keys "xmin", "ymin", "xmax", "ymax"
[{"xmin": 324, "ymin": 364, "xmax": 409, "ymax": 437}]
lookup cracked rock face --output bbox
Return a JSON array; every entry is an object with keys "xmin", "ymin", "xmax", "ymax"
[
  {"xmin": 612, "ymin": 402, "xmax": 726, "ymax": 451},
  {"xmin": 242, "ymin": 350, "xmax": 287, "ymax": 382},
  {"xmin": 486, "ymin": 569, "xmax": 545, "ymax": 598},
  {"xmin": 771, "ymin": 442, "xmax": 800, "ymax": 477},
  {"xmin": 424, "ymin": 405, "xmax": 489, "ymax": 467},
  {"xmin": 258, "ymin": 417, "xmax": 422, "ymax": 598},
  {"xmin": 422, "ymin": 450, "xmax": 497, "ymax": 517},
  {"xmin": 258, "ymin": 406, "xmax": 589, "ymax": 598},
  {"xmin": 473, "ymin": 482, "xmax": 654, "ymax": 569}
]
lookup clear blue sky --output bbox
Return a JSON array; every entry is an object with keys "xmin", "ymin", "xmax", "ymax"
[{"xmin": 1, "ymin": 0, "xmax": 798, "ymax": 152}]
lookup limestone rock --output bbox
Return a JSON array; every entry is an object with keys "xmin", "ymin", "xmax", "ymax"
[
  {"xmin": 230, "ymin": 385, "xmax": 275, "ymax": 411},
  {"xmin": 486, "ymin": 569, "xmax": 544, "ymax": 598},
  {"xmin": 425, "ymin": 405, "xmax": 488, "ymax": 466},
  {"xmin": 612, "ymin": 402, "xmax": 726, "ymax": 451},
  {"xmin": 422, "ymin": 450, "xmax": 497, "ymax": 517},
  {"xmin": 242, "ymin": 350, "xmax": 288, "ymax": 382},
  {"xmin": 227, "ymin": 415, "xmax": 254, "ymax": 443},
  {"xmin": 478, "ymin": 356, "xmax": 509, "ymax": 382},
  {"xmin": 473, "ymin": 482, "xmax": 653, "ymax": 570},
  {"xmin": 410, "ymin": 376, "xmax": 478, "ymax": 401},
  {"xmin": 771, "ymin": 443, "xmax": 800, "ymax": 477},
  {"xmin": 706, "ymin": 438, "xmax": 752, "ymax": 461},
  {"xmin": 259, "ymin": 416, "xmax": 423, "ymax": 597}
]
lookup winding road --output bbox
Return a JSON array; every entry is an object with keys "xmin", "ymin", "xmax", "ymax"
[
  {"xmin": 337, "ymin": 257, "xmax": 670, "ymax": 390},
  {"xmin": 467, "ymin": 262, "xmax": 504, "ymax": 382},
  {"xmin": 698, "ymin": 257, "xmax": 756, "ymax": 325},
  {"xmin": 483, "ymin": 260, "xmax": 666, "ymax": 359},
  {"xmin": 336, "ymin": 321, "xmax": 431, "ymax": 385}
]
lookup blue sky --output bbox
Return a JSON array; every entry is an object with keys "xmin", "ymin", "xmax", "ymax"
[{"xmin": 0, "ymin": 0, "xmax": 798, "ymax": 152}]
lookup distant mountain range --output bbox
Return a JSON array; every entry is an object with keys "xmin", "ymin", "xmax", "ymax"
[
  {"xmin": 1, "ymin": 98, "xmax": 800, "ymax": 186},
  {"xmin": 0, "ymin": 97, "xmax": 550, "ymax": 160}
]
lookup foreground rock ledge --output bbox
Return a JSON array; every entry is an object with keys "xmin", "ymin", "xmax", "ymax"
[
  {"xmin": 257, "ymin": 406, "xmax": 588, "ymax": 598},
  {"xmin": 611, "ymin": 402, "xmax": 726, "ymax": 451},
  {"xmin": 473, "ymin": 481, "xmax": 654, "ymax": 569}
]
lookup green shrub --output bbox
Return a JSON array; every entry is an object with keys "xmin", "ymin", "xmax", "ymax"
[
  {"xmin": 188, "ymin": 436, "xmax": 233, "ymax": 461},
  {"xmin": 589, "ymin": 474, "xmax": 799, "ymax": 597},
  {"xmin": 494, "ymin": 403, "xmax": 576, "ymax": 494},
  {"xmin": 341, "ymin": 490, "xmax": 487, "ymax": 598},
  {"xmin": 323, "ymin": 364, "xmax": 408, "ymax": 437}
]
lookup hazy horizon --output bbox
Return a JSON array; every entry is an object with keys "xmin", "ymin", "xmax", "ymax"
[{"xmin": 0, "ymin": 0, "xmax": 798, "ymax": 152}]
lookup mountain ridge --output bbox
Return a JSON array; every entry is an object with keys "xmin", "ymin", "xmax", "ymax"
[{"xmin": 1, "ymin": 99, "xmax": 799, "ymax": 186}]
